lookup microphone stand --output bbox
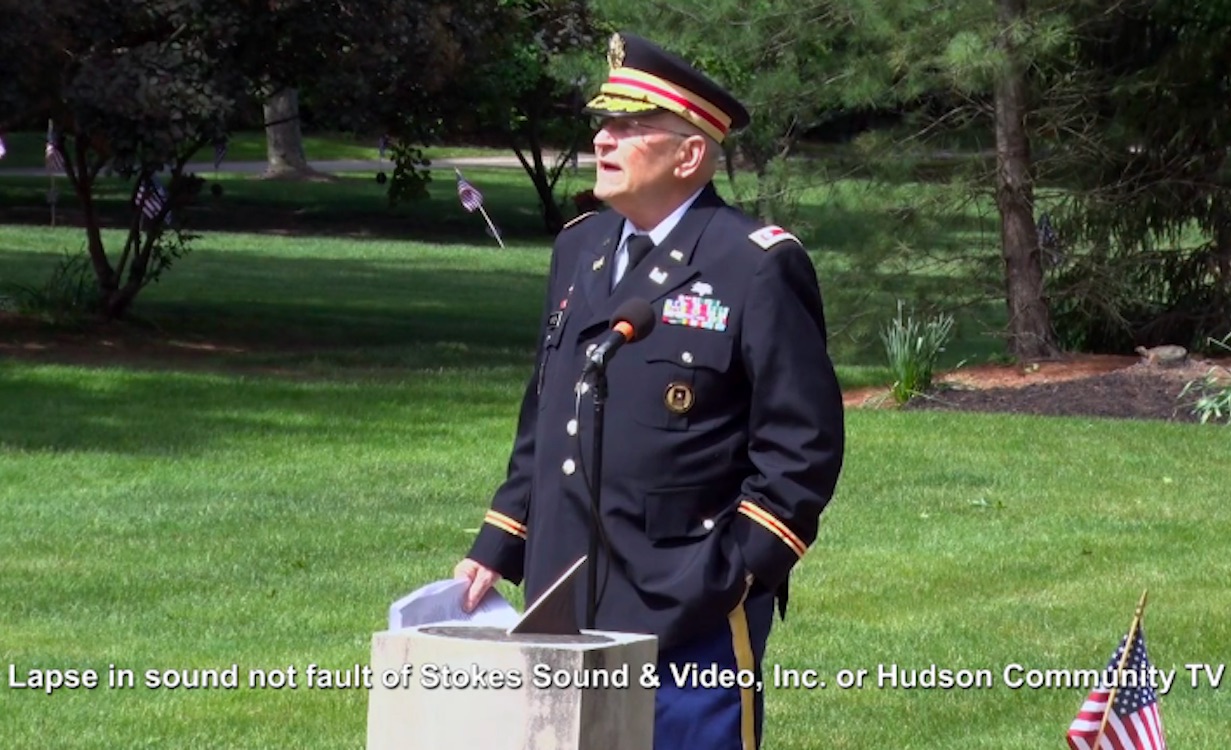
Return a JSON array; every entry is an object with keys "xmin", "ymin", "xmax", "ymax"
[{"xmin": 584, "ymin": 363, "xmax": 608, "ymax": 631}]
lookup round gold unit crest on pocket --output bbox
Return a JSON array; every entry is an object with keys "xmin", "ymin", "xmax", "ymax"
[{"xmin": 664, "ymin": 382, "xmax": 695, "ymax": 414}]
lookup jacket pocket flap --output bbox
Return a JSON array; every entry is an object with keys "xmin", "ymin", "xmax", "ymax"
[
  {"xmin": 644, "ymin": 334, "xmax": 733, "ymax": 371},
  {"xmin": 644, "ymin": 486, "xmax": 725, "ymax": 542}
]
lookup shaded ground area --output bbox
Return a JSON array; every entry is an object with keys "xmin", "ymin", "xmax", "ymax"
[
  {"xmin": 0, "ymin": 312, "xmax": 298, "ymax": 376},
  {"xmin": 4, "ymin": 312, "xmax": 1229, "ymax": 424},
  {"xmin": 844, "ymin": 354, "xmax": 1231, "ymax": 423}
]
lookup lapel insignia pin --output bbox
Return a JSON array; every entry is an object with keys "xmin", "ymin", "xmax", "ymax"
[
  {"xmin": 690, "ymin": 282, "xmax": 713, "ymax": 296},
  {"xmin": 650, "ymin": 267, "xmax": 668, "ymax": 285},
  {"xmin": 669, "ymin": 249, "xmax": 684, "ymax": 262},
  {"xmin": 593, "ymin": 256, "xmax": 605, "ymax": 271}
]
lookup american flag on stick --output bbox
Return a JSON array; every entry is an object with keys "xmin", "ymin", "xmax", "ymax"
[
  {"xmin": 1067, "ymin": 592, "xmax": 1167, "ymax": 750},
  {"xmin": 213, "ymin": 136, "xmax": 228, "ymax": 170},
  {"xmin": 135, "ymin": 175, "xmax": 172, "ymax": 225},
  {"xmin": 454, "ymin": 169, "xmax": 503, "ymax": 248},
  {"xmin": 45, "ymin": 121, "xmax": 65, "ymax": 173},
  {"xmin": 455, "ymin": 170, "xmax": 484, "ymax": 213}
]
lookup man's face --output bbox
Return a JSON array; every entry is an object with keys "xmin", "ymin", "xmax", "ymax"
[{"xmin": 591, "ymin": 113, "xmax": 692, "ymax": 212}]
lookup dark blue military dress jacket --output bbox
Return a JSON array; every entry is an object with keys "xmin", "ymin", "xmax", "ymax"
[{"xmin": 468, "ymin": 184, "xmax": 844, "ymax": 651}]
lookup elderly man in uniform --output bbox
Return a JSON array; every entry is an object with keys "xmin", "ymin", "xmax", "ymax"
[{"xmin": 454, "ymin": 32, "xmax": 845, "ymax": 750}]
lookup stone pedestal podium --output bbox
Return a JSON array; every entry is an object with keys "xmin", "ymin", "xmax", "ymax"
[{"xmin": 366, "ymin": 625, "xmax": 657, "ymax": 750}]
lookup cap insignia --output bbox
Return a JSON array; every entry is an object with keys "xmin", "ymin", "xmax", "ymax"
[{"xmin": 608, "ymin": 33, "xmax": 626, "ymax": 69}]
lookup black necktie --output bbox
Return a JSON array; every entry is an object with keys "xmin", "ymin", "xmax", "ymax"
[{"xmin": 625, "ymin": 234, "xmax": 655, "ymax": 274}]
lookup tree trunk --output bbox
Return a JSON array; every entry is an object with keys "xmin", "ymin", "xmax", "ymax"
[
  {"xmin": 509, "ymin": 104, "xmax": 566, "ymax": 234},
  {"xmin": 994, "ymin": 0, "xmax": 1058, "ymax": 359},
  {"xmin": 65, "ymin": 138, "xmax": 120, "ymax": 314},
  {"xmin": 262, "ymin": 88, "xmax": 317, "ymax": 177},
  {"xmin": 76, "ymin": 173, "xmax": 116, "ymax": 298}
]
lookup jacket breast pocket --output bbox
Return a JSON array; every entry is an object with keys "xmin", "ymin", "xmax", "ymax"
[{"xmin": 632, "ymin": 333, "xmax": 734, "ymax": 430}]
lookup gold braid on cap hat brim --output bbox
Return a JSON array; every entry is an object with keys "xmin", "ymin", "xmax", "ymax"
[{"xmin": 593, "ymin": 67, "xmax": 732, "ymax": 143}]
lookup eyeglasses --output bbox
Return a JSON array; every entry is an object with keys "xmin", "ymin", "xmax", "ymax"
[{"xmin": 593, "ymin": 117, "xmax": 694, "ymax": 140}]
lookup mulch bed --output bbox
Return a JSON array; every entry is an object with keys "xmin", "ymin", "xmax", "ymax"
[{"xmin": 904, "ymin": 362, "xmax": 1225, "ymax": 423}]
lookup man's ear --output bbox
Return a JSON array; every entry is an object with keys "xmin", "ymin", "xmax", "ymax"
[{"xmin": 673, "ymin": 136, "xmax": 709, "ymax": 179}]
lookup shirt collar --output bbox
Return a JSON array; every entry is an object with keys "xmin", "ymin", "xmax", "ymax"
[{"xmin": 618, "ymin": 186, "xmax": 707, "ymax": 248}]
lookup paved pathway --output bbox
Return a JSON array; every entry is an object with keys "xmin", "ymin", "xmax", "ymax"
[{"xmin": 0, "ymin": 154, "xmax": 597, "ymax": 178}]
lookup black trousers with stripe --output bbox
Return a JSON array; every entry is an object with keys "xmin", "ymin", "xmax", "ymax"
[{"xmin": 653, "ymin": 587, "xmax": 776, "ymax": 750}]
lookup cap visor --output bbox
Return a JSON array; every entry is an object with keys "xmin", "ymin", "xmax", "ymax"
[{"xmin": 582, "ymin": 93, "xmax": 662, "ymax": 118}]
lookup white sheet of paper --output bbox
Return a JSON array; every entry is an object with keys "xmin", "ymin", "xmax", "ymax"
[{"xmin": 387, "ymin": 579, "xmax": 519, "ymax": 631}]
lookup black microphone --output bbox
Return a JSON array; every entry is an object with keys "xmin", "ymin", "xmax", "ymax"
[{"xmin": 581, "ymin": 298, "xmax": 656, "ymax": 376}]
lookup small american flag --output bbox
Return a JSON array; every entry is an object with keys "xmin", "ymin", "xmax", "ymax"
[
  {"xmin": 1067, "ymin": 627, "xmax": 1167, "ymax": 750},
  {"xmin": 1038, "ymin": 212, "xmax": 1060, "ymax": 249},
  {"xmin": 45, "ymin": 122, "xmax": 65, "ymax": 173},
  {"xmin": 213, "ymin": 136, "xmax": 228, "ymax": 169},
  {"xmin": 455, "ymin": 171, "xmax": 484, "ymax": 213},
  {"xmin": 135, "ymin": 176, "xmax": 171, "ymax": 224}
]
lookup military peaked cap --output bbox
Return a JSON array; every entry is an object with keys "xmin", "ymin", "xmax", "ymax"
[{"xmin": 584, "ymin": 32, "xmax": 750, "ymax": 143}]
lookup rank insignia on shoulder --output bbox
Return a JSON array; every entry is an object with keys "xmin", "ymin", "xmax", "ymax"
[
  {"xmin": 563, "ymin": 211, "xmax": 598, "ymax": 230},
  {"xmin": 748, "ymin": 225, "xmax": 799, "ymax": 250}
]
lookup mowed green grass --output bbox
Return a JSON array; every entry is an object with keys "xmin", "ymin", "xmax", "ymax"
[
  {"xmin": 0, "ymin": 155, "xmax": 1001, "ymax": 372},
  {"xmin": 1, "ymin": 180, "xmax": 1228, "ymax": 747},
  {"xmin": 1, "ymin": 365, "xmax": 1228, "ymax": 747},
  {"xmin": 0, "ymin": 130, "xmax": 510, "ymax": 170}
]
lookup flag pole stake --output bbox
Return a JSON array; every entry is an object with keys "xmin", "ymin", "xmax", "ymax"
[
  {"xmin": 47, "ymin": 118, "xmax": 58, "ymax": 227},
  {"xmin": 1091, "ymin": 589, "xmax": 1149, "ymax": 749},
  {"xmin": 478, "ymin": 205, "xmax": 505, "ymax": 249}
]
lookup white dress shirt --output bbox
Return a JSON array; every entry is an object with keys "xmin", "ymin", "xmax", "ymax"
[{"xmin": 611, "ymin": 186, "xmax": 707, "ymax": 289}]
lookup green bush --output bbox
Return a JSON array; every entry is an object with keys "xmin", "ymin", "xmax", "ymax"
[
  {"xmin": 1, "ymin": 248, "xmax": 97, "ymax": 324},
  {"xmin": 1048, "ymin": 243, "xmax": 1231, "ymax": 353},
  {"xmin": 880, "ymin": 300, "xmax": 955, "ymax": 405},
  {"xmin": 1180, "ymin": 334, "xmax": 1231, "ymax": 425}
]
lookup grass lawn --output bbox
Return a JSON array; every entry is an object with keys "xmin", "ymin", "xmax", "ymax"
[
  {"xmin": 0, "ymin": 130, "xmax": 523, "ymax": 170},
  {"xmin": 2, "ymin": 168, "xmax": 1227, "ymax": 748},
  {"xmin": 0, "ymin": 152, "xmax": 1003, "ymax": 370},
  {"xmin": 1, "ymin": 361, "xmax": 1227, "ymax": 748}
]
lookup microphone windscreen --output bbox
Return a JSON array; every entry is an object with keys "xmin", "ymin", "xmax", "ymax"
[{"xmin": 611, "ymin": 298, "xmax": 656, "ymax": 342}]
